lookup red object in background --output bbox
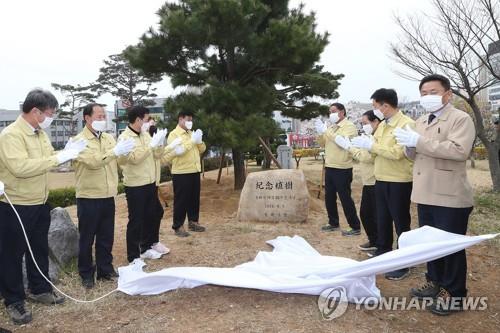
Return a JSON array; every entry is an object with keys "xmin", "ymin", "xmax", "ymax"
[{"xmin": 288, "ymin": 133, "xmax": 315, "ymax": 148}]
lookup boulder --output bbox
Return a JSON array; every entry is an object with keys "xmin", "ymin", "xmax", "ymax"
[
  {"xmin": 22, "ymin": 207, "xmax": 78, "ymax": 287},
  {"xmin": 237, "ymin": 169, "xmax": 309, "ymax": 223},
  {"xmin": 48, "ymin": 207, "xmax": 79, "ymax": 267}
]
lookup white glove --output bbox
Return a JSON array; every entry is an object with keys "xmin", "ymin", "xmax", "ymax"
[
  {"xmin": 150, "ymin": 129, "xmax": 167, "ymax": 148},
  {"xmin": 64, "ymin": 138, "xmax": 87, "ymax": 154},
  {"xmin": 0, "ymin": 180, "xmax": 4, "ymax": 196},
  {"xmin": 394, "ymin": 125, "xmax": 420, "ymax": 147},
  {"xmin": 157, "ymin": 128, "xmax": 168, "ymax": 146},
  {"xmin": 167, "ymin": 137, "xmax": 182, "ymax": 150},
  {"xmin": 174, "ymin": 144, "xmax": 186, "ymax": 156},
  {"xmin": 191, "ymin": 129, "xmax": 203, "ymax": 144},
  {"xmin": 314, "ymin": 119, "xmax": 328, "ymax": 135},
  {"xmin": 351, "ymin": 135, "xmax": 374, "ymax": 151},
  {"xmin": 113, "ymin": 138, "xmax": 135, "ymax": 156},
  {"xmin": 334, "ymin": 135, "xmax": 352, "ymax": 150},
  {"xmin": 56, "ymin": 149, "xmax": 79, "ymax": 165}
]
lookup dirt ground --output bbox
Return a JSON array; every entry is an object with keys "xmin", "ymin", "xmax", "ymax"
[{"xmin": 1, "ymin": 158, "xmax": 499, "ymax": 332}]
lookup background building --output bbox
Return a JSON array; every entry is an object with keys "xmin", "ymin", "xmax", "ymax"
[
  {"xmin": 114, "ymin": 98, "xmax": 167, "ymax": 134},
  {"xmin": 0, "ymin": 108, "xmax": 82, "ymax": 149},
  {"xmin": 0, "ymin": 109, "xmax": 18, "ymax": 131},
  {"xmin": 487, "ymin": 41, "xmax": 500, "ymax": 114}
]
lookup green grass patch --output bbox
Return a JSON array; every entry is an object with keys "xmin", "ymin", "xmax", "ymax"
[{"xmin": 469, "ymin": 191, "xmax": 500, "ymax": 246}]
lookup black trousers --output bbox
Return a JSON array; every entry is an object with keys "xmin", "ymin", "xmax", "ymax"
[
  {"xmin": 77, "ymin": 197, "xmax": 115, "ymax": 279},
  {"xmin": 324, "ymin": 167, "xmax": 360, "ymax": 230},
  {"xmin": 418, "ymin": 204, "xmax": 472, "ymax": 297},
  {"xmin": 0, "ymin": 201, "xmax": 52, "ymax": 306},
  {"xmin": 125, "ymin": 183, "xmax": 164, "ymax": 262},
  {"xmin": 375, "ymin": 181, "xmax": 412, "ymax": 255},
  {"xmin": 360, "ymin": 185, "xmax": 377, "ymax": 245},
  {"xmin": 172, "ymin": 173, "xmax": 201, "ymax": 230}
]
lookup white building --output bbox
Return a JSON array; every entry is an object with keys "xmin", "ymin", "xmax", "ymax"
[
  {"xmin": 400, "ymin": 101, "xmax": 426, "ymax": 120},
  {"xmin": 0, "ymin": 109, "xmax": 18, "ymax": 131},
  {"xmin": 0, "ymin": 108, "xmax": 82, "ymax": 149},
  {"xmin": 345, "ymin": 101, "xmax": 372, "ymax": 122},
  {"xmin": 115, "ymin": 98, "xmax": 167, "ymax": 135},
  {"xmin": 487, "ymin": 41, "xmax": 500, "ymax": 113}
]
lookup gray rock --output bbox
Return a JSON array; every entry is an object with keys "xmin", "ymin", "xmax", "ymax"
[
  {"xmin": 48, "ymin": 207, "xmax": 79, "ymax": 267},
  {"xmin": 22, "ymin": 255, "xmax": 60, "ymax": 289},
  {"xmin": 22, "ymin": 207, "xmax": 78, "ymax": 288}
]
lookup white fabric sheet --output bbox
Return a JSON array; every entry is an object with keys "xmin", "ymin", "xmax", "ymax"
[{"xmin": 117, "ymin": 226, "xmax": 498, "ymax": 303}]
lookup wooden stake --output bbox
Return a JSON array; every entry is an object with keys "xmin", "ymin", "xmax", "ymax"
[
  {"xmin": 217, "ymin": 153, "xmax": 225, "ymax": 184},
  {"xmin": 318, "ymin": 157, "xmax": 325, "ymax": 199},
  {"xmin": 258, "ymin": 136, "xmax": 282, "ymax": 169}
]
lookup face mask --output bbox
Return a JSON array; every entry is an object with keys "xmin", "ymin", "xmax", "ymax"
[
  {"xmin": 91, "ymin": 120, "xmax": 107, "ymax": 132},
  {"xmin": 420, "ymin": 95, "xmax": 444, "ymax": 112},
  {"xmin": 185, "ymin": 120, "xmax": 193, "ymax": 130},
  {"xmin": 38, "ymin": 116, "xmax": 54, "ymax": 129},
  {"xmin": 362, "ymin": 124, "xmax": 373, "ymax": 135},
  {"xmin": 141, "ymin": 121, "xmax": 151, "ymax": 133},
  {"xmin": 373, "ymin": 109, "xmax": 384, "ymax": 121},
  {"xmin": 329, "ymin": 113, "xmax": 339, "ymax": 124}
]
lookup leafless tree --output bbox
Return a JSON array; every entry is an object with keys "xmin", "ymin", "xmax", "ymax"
[{"xmin": 391, "ymin": 0, "xmax": 500, "ymax": 191}]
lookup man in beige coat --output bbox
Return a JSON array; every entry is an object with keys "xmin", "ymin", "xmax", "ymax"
[{"xmin": 394, "ymin": 74, "xmax": 475, "ymax": 316}]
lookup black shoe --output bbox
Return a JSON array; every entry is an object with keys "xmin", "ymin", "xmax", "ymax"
[
  {"xmin": 6, "ymin": 301, "xmax": 32, "ymax": 325},
  {"xmin": 410, "ymin": 281, "xmax": 440, "ymax": 299},
  {"xmin": 321, "ymin": 225, "xmax": 340, "ymax": 232},
  {"xmin": 29, "ymin": 291, "xmax": 65, "ymax": 305},
  {"xmin": 175, "ymin": 226, "xmax": 190, "ymax": 237},
  {"xmin": 82, "ymin": 277, "xmax": 95, "ymax": 289},
  {"xmin": 341, "ymin": 228, "xmax": 361, "ymax": 236},
  {"xmin": 97, "ymin": 270, "xmax": 119, "ymax": 281},
  {"xmin": 358, "ymin": 242, "xmax": 377, "ymax": 251},
  {"xmin": 366, "ymin": 249, "xmax": 378, "ymax": 258},
  {"xmin": 188, "ymin": 221, "xmax": 206, "ymax": 232},
  {"xmin": 385, "ymin": 268, "xmax": 410, "ymax": 280},
  {"xmin": 428, "ymin": 288, "xmax": 464, "ymax": 316}
]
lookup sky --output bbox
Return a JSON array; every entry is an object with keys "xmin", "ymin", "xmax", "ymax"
[{"xmin": 0, "ymin": 0, "xmax": 433, "ymax": 111}]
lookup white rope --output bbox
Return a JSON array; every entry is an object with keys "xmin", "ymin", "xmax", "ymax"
[{"xmin": 3, "ymin": 192, "xmax": 118, "ymax": 303}]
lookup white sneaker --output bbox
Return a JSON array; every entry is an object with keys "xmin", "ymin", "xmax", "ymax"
[
  {"xmin": 151, "ymin": 242, "xmax": 170, "ymax": 255},
  {"xmin": 140, "ymin": 249, "xmax": 163, "ymax": 260}
]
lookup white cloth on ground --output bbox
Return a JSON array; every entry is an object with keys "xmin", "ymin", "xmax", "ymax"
[{"xmin": 117, "ymin": 226, "xmax": 498, "ymax": 303}]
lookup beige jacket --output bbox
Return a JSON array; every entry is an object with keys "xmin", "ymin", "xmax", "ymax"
[
  {"xmin": 409, "ymin": 104, "xmax": 475, "ymax": 208},
  {"xmin": 0, "ymin": 116, "xmax": 58, "ymax": 205},
  {"xmin": 73, "ymin": 126, "xmax": 119, "ymax": 199},
  {"xmin": 317, "ymin": 118, "xmax": 358, "ymax": 169}
]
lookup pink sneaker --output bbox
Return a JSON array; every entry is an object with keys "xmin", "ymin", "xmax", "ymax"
[{"xmin": 151, "ymin": 242, "xmax": 170, "ymax": 255}]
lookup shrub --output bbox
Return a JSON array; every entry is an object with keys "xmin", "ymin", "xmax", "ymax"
[
  {"xmin": 203, "ymin": 156, "xmax": 233, "ymax": 172},
  {"xmin": 117, "ymin": 183, "xmax": 125, "ymax": 194},
  {"xmin": 473, "ymin": 146, "xmax": 487, "ymax": 160},
  {"xmin": 47, "ymin": 188, "xmax": 76, "ymax": 208},
  {"xmin": 293, "ymin": 148, "xmax": 321, "ymax": 159}
]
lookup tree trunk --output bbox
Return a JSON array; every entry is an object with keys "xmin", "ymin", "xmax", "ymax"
[
  {"xmin": 484, "ymin": 140, "xmax": 500, "ymax": 192},
  {"xmin": 262, "ymin": 137, "xmax": 271, "ymax": 169},
  {"xmin": 232, "ymin": 148, "xmax": 246, "ymax": 190},
  {"xmin": 262, "ymin": 155, "xmax": 271, "ymax": 169},
  {"xmin": 470, "ymin": 155, "xmax": 476, "ymax": 169},
  {"xmin": 216, "ymin": 153, "xmax": 225, "ymax": 184},
  {"xmin": 469, "ymin": 99, "xmax": 500, "ymax": 191}
]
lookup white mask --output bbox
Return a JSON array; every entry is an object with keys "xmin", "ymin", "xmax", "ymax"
[
  {"xmin": 362, "ymin": 124, "xmax": 373, "ymax": 135},
  {"xmin": 185, "ymin": 120, "xmax": 193, "ymax": 130},
  {"xmin": 420, "ymin": 95, "xmax": 444, "ymax": 112},
  {"xmin": 91, "ymin": 120, "xmax": 107, "ymax": 132},
  {"xmin": 141, "ymin": 121, "xmax": 151, "ymax": 133},
  {"xmin": 373, "ymin": 109, "xmax": 384, "ymax": 121},
  {"xmin": 38, "ymin": 116, "xmax": 54, "ymax": 129},
  {"xmin": 329, "ymin": 113, "xmax": 339, "ymax": 124}
]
